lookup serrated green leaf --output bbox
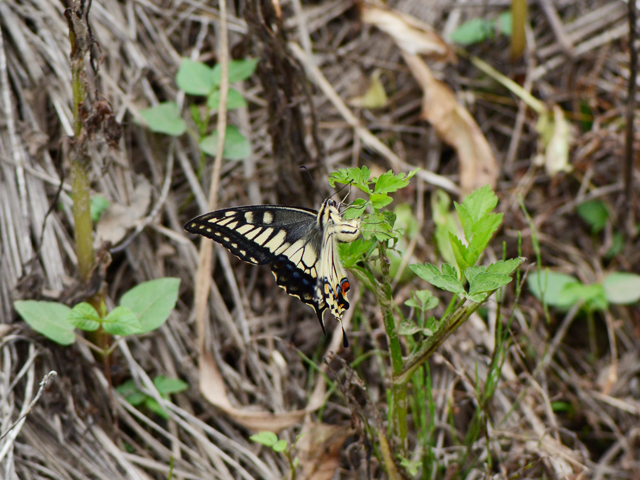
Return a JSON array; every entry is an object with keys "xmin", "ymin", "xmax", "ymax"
[
  {"xmin": 153, "ymin": 376, "xmax": 189, "ymax": 395},
  {"xmin": 339, "ymin": 238, "xmax": 376, "ymax": 268},
  {"xmin": 449, "ymin": 233, "xmax": 473, "ymax": 272},
  {"xmin": 250, "ymin": 431, "xmax": 278, "ymax": 447},
  {"xmin": 343, "ymin": 199, "xmax": 367, "ymax": 220},
  {"xmin": 441, "ymin": 263, "xmax": 457, "ymax": 278},
  {"xmin": 410, "ymin": 263, "xmax": 465, "ymax": 294},
  {"xmin": 486, "ymin": 258, "xmax": 524, "ymax": 276},
  {"xmin": 328, "ymin": 166, "xmax": 372, "ymax": 193},
  {"xmin": 90, "ymin": 196, "xmax": 110, "ymax": 223},
  {"xmin": 410, "ymin": 263, "xmax": 440, "ymax": 282},
  {"xmin": 465, "ymin": 293, "xmax": 487, "ymax": 303},
  {"xmin": 468, "ymin": 213, "xmax": 503, "ymax": 254},
  {"xmin": 139, "ymin": 102, "xmax": 187, "ymax": 137},
  {"xmin": 176, "ymin": 58, "xmax": 216, "ymax": 95},
  {"xmin": 370, "ymin": 193, "xmax": 393, "ymax": 210},
  {"xmin": 207, "ymin": 88, "xmax": 247, "ymax": 111},
  {"xmin": 462, "ymin": 185, "xmax": 498, "ymax": 221},
  {"xmin": 103, "ymin": 306, "xmax": 143, "ymax": 336},
  {"xmin": 374, "ymin": 170, "xmax": 407, "ymax": 194},
  {"xmin": 272, "ymin": 439, "xmax": 288, "ymax": 452},
  {"xmin": 467, "ymin": 272, "xmax": 512, "ymax": 295},
  {"xmin": 527, "ymin": 270, "xmax": 580, "ymax": 310},
  {"xmin": 14, "ymin": 300, "xmax": 75, "ymax": 345},
  {"xmin": 200, "ymin": 125, "xmax": 251, "ymax": 160},
  {"xmin": 602, "ymin": 272, "xmax": 640, "ymax": 304},
  {"xmin": 120, "ymin": 278, "xmax": 180, "ymax": 333},
  {"xmin": 67, "ymin": 302, "xmax": 101, "ymax": 331},
  {"xmin": 212, "ymin": 58, "xmax": 260, "ymax": 86}
]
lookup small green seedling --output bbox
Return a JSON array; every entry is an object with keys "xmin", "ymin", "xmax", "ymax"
[
  {"xmin": 14, "ymin": 278, "xmax": 180, "ymax": 354},
  {"xmin": 139, "ymin": 57, "xmax": 258, "ymax": 160},
  {"xmin": 117, "ymin": 375, "xmax": 188, "ymax": 419}
]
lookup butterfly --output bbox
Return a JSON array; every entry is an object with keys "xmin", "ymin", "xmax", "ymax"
[{"xmin": 184, "ymin": 198, "xmax": 360, "ymax": 347}]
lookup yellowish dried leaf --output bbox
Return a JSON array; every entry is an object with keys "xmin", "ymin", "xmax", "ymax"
[
  {"xmin": 349, "ymin": 69, "xmax": 388, "ymax": 109},
  {"xmin": 296, "ymin": 422, "xmax": 350, "ymax": 480},
  {"xmin": 360, "ymin": 3, "xmax": 456, "ymax": 62},
  {"xmin": 199, "ymin": 351, "xmax": 306, "ymax": 433},
  {"xmin": 402, "ymin": 53, "xmax": 498, "ymax": 195}
]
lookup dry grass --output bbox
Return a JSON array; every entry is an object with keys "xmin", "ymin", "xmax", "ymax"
[{"xmin": 1, "ymin": 0, "xmax": 639, "ymax": 478}]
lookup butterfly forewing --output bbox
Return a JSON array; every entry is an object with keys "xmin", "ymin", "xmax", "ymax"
[
  {"xmin": 185, "ymin": 205, "xmax": 328, "ymax": 328},
  {"xmin": 184, "ymin": 199, "xmax": 360, "ymax": 343}
]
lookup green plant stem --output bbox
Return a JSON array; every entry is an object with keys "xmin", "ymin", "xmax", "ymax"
[
  {"xmin": 395, "ymin": 299, "xmax": 483, "ymax": 386},
  {"xmin": 376, "ymin": 241, "xmax": 408, "ymax": 449},
  {"xmin": 66, "ymin": 3, "xmax": 108, "ymax": 355}
]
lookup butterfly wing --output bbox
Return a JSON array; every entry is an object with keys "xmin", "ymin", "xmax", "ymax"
[{"xmin": 184, "ymin": 206, "xmax": 328, "ymax": 330}]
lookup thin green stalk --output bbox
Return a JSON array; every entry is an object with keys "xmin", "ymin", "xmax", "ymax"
[
  {"xmin": 377, "ymin": 241, "xmax": 408, "ymax": 448},
  {"xmin": 395, "ymin": 300, "xmax": 482, "ymax": 386},
  {"xmin": 66, "ymin": 4, "xmax": 95, "ymax": 284}
]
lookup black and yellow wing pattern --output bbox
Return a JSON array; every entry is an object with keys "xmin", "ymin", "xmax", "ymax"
[{"xmin": 184, "ymin": 199, "xmax": 360, "ymax": 346}]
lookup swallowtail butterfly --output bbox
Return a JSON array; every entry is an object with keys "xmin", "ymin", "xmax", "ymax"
[{"xmin": 184, "ymin": 199, "xmax": 360, "ymax": 347}]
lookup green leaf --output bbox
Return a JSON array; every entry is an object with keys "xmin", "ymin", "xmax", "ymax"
[
  {"xmin": 497, "ymin": 11, "xmax": 512, "ymax": 36},
  {"xmin": 250, "ymin": 431, "xmax": 278, "ymax": 447},
  {"xmin": 370, "ymin": 193, "xmax": 393, "ymax": 210},
  {"xmin": 120, "ymin": 277, "xmax": 180, "ymax": 333},
  {"xmin": 577, "ymin": 200, "xmax": 609, "ymax": 234},
  {"xmin": 102, "ymin": 306, "xmax": 143, "ymax": 336},
  {"xmin": 397, "ymin": 319, "xmax": 423, "ymax": 335},
  {"xmin": 404, "ymin": 298, "xmax": 421, "ymax": 310},
  {"xmin": 200, "ymin": 125, "xmax": 251, "ymax": 160},
  {"xmin": 272, "ymin": 439, "xmax": 288, "ymax": 452},
  {"xmin": 328, "ymin": 166, "xmax": 372, "ymax": 193},
  {"xmin": 67, "ymin": 302, "xmax": 101, "ymax": 331},
  {"xmin": 14, "ymin": 300, "xmax": 75, "ymax": 345},
  {"xmin": 466, "ymin": 271, "xmax": 512, "ymax": 295},
  {"xmin": 468, "ymin": 213, "xmax": 503, "ymax": 254},
  {"xmin": 563, "ymin": 283, "xmax": 607, "ymax": 311},
  {"xmin": 449, "ymin": 233, "xmax": 473, "ymax": 272},
  {"xmin": 91, "ymin": 196, "xmax": 110, "ymax": 223},
  {"xmin": 361, "ymin": 211, "xmax": 395, "ymax": 241},
  {"xmin": 339, "ymin": 238, "xmax": 376, "ymax": 268},
  {"xmin": 139, "ymin": 102, "xmax": 187, "ymax": 137},
  {"xmin": 176, "ymin": 58, "xmax": 216, "ymax": 96},
  {"xmin": 145, "ymin": 397, "xmax": 169, "ymax": 419},
  {"xmin": 527, "ymin": 270, "xmax": 580, "ymax": 310},
  {"xmin": 410, "ymin": 263, "xmax": 465, "ymax": 295},
  {"xmin": 212, "ymin": 58, "xmax": 260, "ymax": 85},
  {"xmin": 207, "ymin": 88, "xmax": 247, "ymax": 110},
  {"xmin": 414, "ymin": 289, "xmax": 434, "ymax": 305},
  {"xmin": 116, "ymin": 380, "xmax": 146, "ymax": 406},
  {"xmin": 450, "ymin": 18, "xmax": 494, "ymax": 46},
  {"xmin": 459, "ymin": 185, "xmax": 498, "ymax": 226},
  {"xmin": 486, "ymin": 258, "xmax": 524, "ymax": 276},
  {"xmin": 603, "ymin": 272, "xmax": 640, "ymax": 304},
  {"xmin": 153, "ymin": 376, "xmax": 189, "ymax": 395},
  {"xmin": 342, "ymin": 199, "xmax": 367, "ymax": 220},
  {"xmin": 374, "ymin": 169, "xmax": 418, "ymax": 194}
]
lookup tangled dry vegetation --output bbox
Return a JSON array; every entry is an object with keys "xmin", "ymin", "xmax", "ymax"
[{"xmin": 1, "ymin": 0, "xmax": 639, "ymax": 478}]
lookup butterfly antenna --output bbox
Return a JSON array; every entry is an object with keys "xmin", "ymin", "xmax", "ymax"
[{"xmin": 299, "ymin": 166, "xmax": 324, "ymax": 200}]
